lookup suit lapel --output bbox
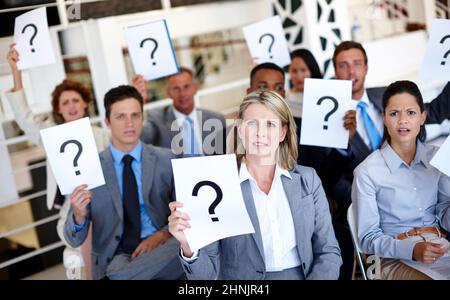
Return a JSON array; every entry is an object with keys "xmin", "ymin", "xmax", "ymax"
[
  {"xmin": 241, "ymin": 180, "xmax": 265, "ymax": 264},
  {"xmin": 102, "ymin": 149, "xmax": 123, "ymax": 221},
  {"xmin": 281, "ymin": 170, "xmax": 310, "ymax": 261},
  {"xmin": 351, "ymin": 132, "xmax": 371, "ymax": 159},
  {"xmin": 141, "ymin": 145, "xmax": 155, "ymax": 206},
  {"xmin": 164, "ymin": 106, "xmax": 178, "ymax": 140},
  {"xmin": 197, "ymin": 109, "xmax": 208, "ymax": 143}
]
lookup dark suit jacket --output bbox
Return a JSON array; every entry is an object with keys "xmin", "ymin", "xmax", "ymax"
[
  {"xmin": 295, "ymin": 116, "xmax": 332, "ymax": 179},
  {"xmin": 327, "ymin": 83, "xmax": 450, "ymax": 223},
  {"xmin": 140, "ymin": 106, "xmax": 226, "ymax": 157},
  {"xmin": 63, "ymin": 143, "xmax": 176, "ymax": 279}
]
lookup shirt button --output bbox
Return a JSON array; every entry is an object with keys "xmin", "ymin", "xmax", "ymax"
[
  {"xmin": 418, "ymin": 208, "xmax": 422, "ymax": 211},
  {"xmin": 413, "ymin": 187, "xmax": 417, "ymax": 191}
]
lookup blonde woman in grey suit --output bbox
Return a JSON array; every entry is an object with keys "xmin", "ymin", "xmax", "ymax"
[
  {"xmin": 168, "ymin": 90, "xmax": 342, "ymax": 280},
  {"xmin": 6, "ymin": 44, "xmax": 110, "ymax": 279}
]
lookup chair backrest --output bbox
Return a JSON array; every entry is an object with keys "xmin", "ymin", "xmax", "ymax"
[{"xmin": 347, "ymin": 203, "xmax": 368, "ymax": 280}]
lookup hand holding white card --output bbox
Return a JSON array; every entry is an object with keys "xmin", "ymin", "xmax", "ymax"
[
  {"xmin": 242, "ymin": 16, "xmax": 291, "ymax": 67},
  {"xmin": 40, "ymin": 118, "xmax": 105, "ymax": 195},
  {"xmin": 123, "ymin": 19, "xmax": 179, "ymax": 81},
  {"xmin": 171, "ymin": 154, "xmax": 254, "ymax": 252},
  {"xmin": 300, "ymin": 78, "xmax": 353, "ymax": 149},
  {"xmin": 13, "ymin": 7, "xmax": 56, "ymax": 70}
]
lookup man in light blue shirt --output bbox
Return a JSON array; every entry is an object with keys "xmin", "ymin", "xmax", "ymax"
[{"xmin": 64, "ymin": 85, "xmax": 183, "ymax": 280}]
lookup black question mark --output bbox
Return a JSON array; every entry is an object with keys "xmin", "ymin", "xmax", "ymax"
[
  {"xmin": 440, "ymin": 35, "xmax": 450, "ymax": 66},
  {"xmin": 60, "ymin": 140, "xmax": 83, "ymax": 176},
  {"xmin": 316, "ymin": 96, "xmax": 339, "ymax": 130},
  {"xmin": 22, "ymin": 24, "xmax": 38, "ymax": 53},
  {"xmin": 258, "ymin": 33, "xmax": 275, "ymax": 59},
  {"xmin": 192, "ymin": 181, "xmax": 223, "ymax": 222},
  {"xmin": 140, "ymin": 38, "xmax": 158, "ymax": 66}
]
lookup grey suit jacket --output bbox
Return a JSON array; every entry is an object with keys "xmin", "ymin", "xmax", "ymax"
[
  {"xmin": 63, "ymin": 143, "xmax": 175, "ymax": 279},
  {"xmin": 180, "ymin": 165, "xmax": 342, "ymax": 280},
  {"xmin": 140, "ymin": 106, "xmax": 226, "ymax": 156}
]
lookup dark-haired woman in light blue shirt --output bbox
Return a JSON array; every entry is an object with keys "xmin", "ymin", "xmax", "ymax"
[{"xmin": 352, "ymin": 80, "xmax": 450, "ymax": 280}]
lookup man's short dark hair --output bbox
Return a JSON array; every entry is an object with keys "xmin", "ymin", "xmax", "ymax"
[
  {"xmin": 332, "ymin": 41, "xmax": 368, "ymax": 68},
  {"xmin": 250, "ymin": 62, "xmax": 285, "ymax": 85},
  {"xmin": 167, "ymin": 66, "xmax": 194, "ymax": 81},
  {"xmin": 104, "ymin": 85, "xmax": 143, "ymax": 119}
]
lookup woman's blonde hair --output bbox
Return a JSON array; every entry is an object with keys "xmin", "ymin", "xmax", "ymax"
[{"xmin": 228, "ymin": 89, "xmax": 298, "ymax": 170}]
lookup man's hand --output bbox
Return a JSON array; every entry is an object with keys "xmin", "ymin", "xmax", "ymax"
[
  {"xmin": 343, "ymin": 109, "xmax": 357, "ymax": 139},
  {"xmin": 69, "ymin": 184, "xmax": 92, "ymax": 225},
  {"xmin": 131, "ymin": 230, "xmax": 171, "ymax": 260},
  {"xmin": 132, "ymin": 74, "xmax": 149, "ymax": 104}
]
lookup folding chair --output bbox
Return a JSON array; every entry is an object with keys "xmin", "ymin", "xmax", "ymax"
[{"xmin": 347, "ymin": 203, "xmax": 367, "ymax": 280}]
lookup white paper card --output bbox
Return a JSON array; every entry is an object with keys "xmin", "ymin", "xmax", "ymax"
[
  {"xmin": 123, "ymin": 19, "xmax": 179, "ymax": 81},
  {"xmin": 430, "ymin": 134, "xmax": 450, "ymax": 177},
  {"xmin": 420, "ymin": 19, "xmax": 450, "ymax": 81},
  {"xmin": 171, "ymin": 154, "xmax": 255, "ymax": 252},
  {"xmin": 40, "ymin": 118, "xmax": 105, "ymax": 195},
  {"xmin": 13, "ymin": 7, "xmax": 56, "ymax": 70},
  {"xmin": 242, "ymin": 16, "xmax": 291, "ymax": 67},
  {"xmin": 300, "ymin": 78, "xmax": 353, "ymax": 149}
]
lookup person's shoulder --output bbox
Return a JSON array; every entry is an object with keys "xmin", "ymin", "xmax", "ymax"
[
  {"xmin": 198, "ymin": 108, "xmax": 225, "ymax": 121},
  {"xmin": 422, "ymin": 142, "xmax": 440, "ymax": 161},
  {"xmin": 366, "ymin": 86, "xmax": 386, "ymax": 104},
  {"xmin": 354, "ymin": 149, "xmax": 382, "ymax": 176},
  {"xmin": 291, "ymin": 164, "xmax": 319, "ymax": 181},
  {"xmin": 142, "ymin": 143, "xmax": 175, "ymax": 160},
  {"xmin": 146, "ymin": 105, "xmax": 171, "ymax": 120},
  {"xmin": 367, "ymin": 86, "xmax": 386, "ymax": 94}
]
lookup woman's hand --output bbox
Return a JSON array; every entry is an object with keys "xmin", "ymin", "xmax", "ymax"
[
  {"xmin": 412, "ymin": 242, "xmax": 447, "ymax": 264},
  {"xmin": 168, "ymin": 201, "xmax": 193, "ymax": 257},
  {"xmin": 6, "ymin": 44, "xmax": 23, "ymax": 91},
  {"xmin": 69, "ymin": 184, "xmax": 92, "ymax": 226}
]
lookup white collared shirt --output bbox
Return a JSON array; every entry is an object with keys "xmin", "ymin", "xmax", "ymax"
[
  {"xmin": 239, "ymin": 163, "xmax": 301, "ymax": 271},
  {"xmin": 354, "ymin": 90, "xmax": 384, "ymax": 149},
  {"xmin": 172, "ymin": 107, "xmax": 203, "ymax": 153},
  {"xmin": 172, "ymin": 107, "xmax": 203, "ymax": 154}
]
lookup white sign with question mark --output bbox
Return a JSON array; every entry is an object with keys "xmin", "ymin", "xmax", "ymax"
[
  {"xmin": 420, "ymin": 19, "xmax": 450, "ymax": 81},
  {"xmin": 40, "ymin": 117, "xmax": 105, "ymax": 195},
  {"xmin": 242, "ymin": 15, "xmax": 291, "ymax": 67},
  {"xmin": 300, "ymin": 78, "xmax": 353, "ymax": 149},
  {"xmin": 123, "ymin": 19, "xmax": 179, "ymax": 81},
  {"xmin": 13, "ymin": 7, "xmax": 56, "ymax": 70},
  {"xmin": 171, "ymin": 154, "xmax": 254, "ymax": 252}
]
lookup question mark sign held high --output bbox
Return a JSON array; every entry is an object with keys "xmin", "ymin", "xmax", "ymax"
[
  {"xmin": 316, "ymin": 96, "xmax": 339, "ymax": 130},
  {"xmin": 259, "ymin": 33, "xmax": 275, "ymax": 59},
  {"xmin": 22, "ymin": 24, "xmax": 38, "ymax": 53},
  {"xmin": 192, "ymin": 180, "xmax": 223, "ymax": 222},
  {"xmin": 140, "ymin": 38, "xmax": 158, "ymax": 66},
  {"xmin": 440, "ymin": 35, "xmax": 450, "ymax": 66},
  {"xmin": 60, "ymin": 140, "xmax": 83, "ymax": 176}
]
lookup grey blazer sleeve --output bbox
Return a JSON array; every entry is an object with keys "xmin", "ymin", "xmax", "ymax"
[
  {"xmin": 63, "ymin": 206, "xmax": 90, "ymax": 248},
  {"xmin": 179, "ymin": 241, "xmax": 220, "ymax": 280},
  {"xmin": 300, "ymin": 166, "xmax": 342, "ymax": 279}
]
